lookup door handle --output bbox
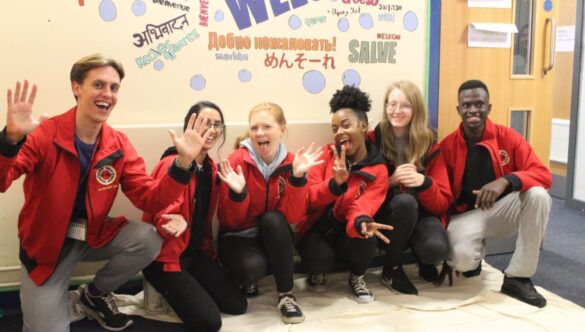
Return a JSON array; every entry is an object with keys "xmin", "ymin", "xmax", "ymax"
[{"xmin": 544, "ymin": 17, "xmax": 556, "ymax": 75}]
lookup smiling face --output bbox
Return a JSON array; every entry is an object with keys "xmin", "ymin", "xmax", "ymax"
[
  {"xmin": 249, "ymin": 109, "xmax": 285, "ymax": 164},
  {"xmin": 198, "ymin": 107, "xmax": 224, "ymax": 151},
  {"xmin": 72, "ymin": 66, "xmax": 120, "ymax": 126},
  {"xmin": 457, "ymin": 87, "xmax": 491, "ymax": 139},
  {"xmin": 385, "ymin": 87, "xmax": 413, "ymax": 137},
  {"xmin": 331, "ymin": 108, "xmax": 367, "ymax": 161}
]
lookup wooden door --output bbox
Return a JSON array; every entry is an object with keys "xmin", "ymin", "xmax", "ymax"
[{"xmin": 438, "ymin": 0, "xmax": 557, "ymax": 166}]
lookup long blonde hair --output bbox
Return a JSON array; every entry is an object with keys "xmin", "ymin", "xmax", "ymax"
[
  {"xmin": 233, "ymin": 102, "xmax": 287, "ymax": 149},
  {"xmin": 379, "ymin": 81, "xmax": 435, "ymax": 169}
]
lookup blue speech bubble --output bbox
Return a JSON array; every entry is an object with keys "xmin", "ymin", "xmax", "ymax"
[
  {"xmin": 289, "ymin": 15, "xmax": 302, "ymax": 30},
  {"xmin": 215, "ymin": 10, "xmax": 225, "ymax": 22},
  {"xmin": 338, "ymin": 18, "xmax": 350, "ymax": 32},
  {"xmin": 239, "ymin": 69, "xmax": 252, "ymax": 82},
  {"xmin": 190, "ymin": 75, "xmax": 206, "ymax": 91},
  {"xmin": 359, "ymin": 13, "xmax": 374, "ymax": 30},
  {"xmin": 342, "ymin": 69, "xmax": 361, "ymax": 87},
  {"xmin": 99, "ymin": 0, "xmax": 117, "ymax": 22},
  {"xmin": 131, "ymin": 0, "xmax": 146, "ymax": 17},
  {"xmin": 404, "ymin": 11, "xmax": 418, "ymax": 32},
  {"xmin": 303, "ymin": 70, "xmax": 326, "ymax": 94}
]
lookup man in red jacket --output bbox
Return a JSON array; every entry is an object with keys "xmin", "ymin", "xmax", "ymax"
[
  {"xmin": 439, "ymin": 80, "xmax": 552, "ymax": 308},
  {"xmin": 0, "ymin": 54, "xmax": 209, "ymax": 331}
]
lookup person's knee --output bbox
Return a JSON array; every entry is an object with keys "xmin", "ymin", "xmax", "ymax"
[
  {"xmin": 415, "ymin": 237, "xmax": 449, "ymax": 265},
  {"xmin": 390, "ymin": 193, "xmax": 418, "ymax": 211},
  {"xmin": 126, "ymin": 222, "xmax": 163, "ymax": 260},
  {"xmin": 259, "ymin": 211, "xmax": 288, "ymax": 232},
  {"xmin": 224, "ymin": 296, "xmax": 248, "ymax": 315},
  {"xmin": 525, "ymin": 186, "xmax": 552, "ymax": 207},
  {"xmin": 448, "ymin": 243, "xmax": 481, "ymax": 272}
]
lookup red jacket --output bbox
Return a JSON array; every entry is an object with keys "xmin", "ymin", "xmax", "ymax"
[
  {"xmin": 0, "ymin": 108, "xmax": 192, "ymax": 285},
  {"xmin": 367, "ymin": 126, "xmax": 453, "ymax": 226},
  {"xmin": 217, "ymin": 147, "xmax": 308, "ymax": 232},
  {"xmin": 142, "ymin": 153, "xmax": 216, "ymax": 272},
  {"xmin": 440, "ymin": 119, "xmax": 552, "ymax": 215},
  {"xmin": 296, "ymin": 142, "xmax": 389, "ymax": 239}
]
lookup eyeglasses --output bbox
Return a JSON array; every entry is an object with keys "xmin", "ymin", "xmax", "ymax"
[
  {"xmin": 205, "ymin": 122, "xmax": 225, "ymax": 132},
  {"xmin": 385, "ymin": 101, "xmax": 412, "ymax": 113}
]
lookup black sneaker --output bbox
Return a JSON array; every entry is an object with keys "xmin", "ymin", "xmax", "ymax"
[
  {"xmin": 380, "ymin": 267, "xmax": 418, "ymax": 295},
  {"xmin": 307, "ymin": 274, "xmax": 327, "ymax": 292},
  {"xmin": 418, "ymin": 262, "xmax": 439, "ymax": 282},
  {"xmin": 462, "ymin": 263, "xmax": 482, "ymax": 278},
  {"xmin": 348, "ymin": 273, "xmax": 374, "ymax": 303},
  {"xmin": 79, "ymin": 287, "xmax": 133, "ymax": 331},
  {"xmin": 277, "ymin": 294, "xmax": 305, "ymax": 324},
  {"xmin": 501, "ymin": 276, "xmax": 547, "ymax": 308},
  {"xmin": 241, "ymin": 284, "xmax": 259, "ymax": 298}
]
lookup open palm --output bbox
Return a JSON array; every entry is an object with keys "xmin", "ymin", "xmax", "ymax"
[{"xmin": 6, "ymin": 81, "xmax": 49, "ymax": 142}]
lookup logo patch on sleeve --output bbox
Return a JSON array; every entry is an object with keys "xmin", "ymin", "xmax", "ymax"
[{"xmin": 499, "ymin": 149, "xmax": 510, "ymax": 166}]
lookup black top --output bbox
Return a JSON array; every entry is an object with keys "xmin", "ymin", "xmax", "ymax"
[
  {"xmin": 457, "ymin": 140, "xmax": 496, "ymax": 209},
  {"xmin": 186, "ymin": 156, "xmax": 212, "ymax": 253}
]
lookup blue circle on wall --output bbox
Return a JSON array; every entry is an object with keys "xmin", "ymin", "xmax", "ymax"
[
  {"xmin": 153, "ymin": 60, "xmax": 164, "ymax": 71},
  {"xmin": 99, "ymin": 0, "xmax": 117, "ymax": 22},
  {"xmin": 544, "ymin": 0, "xmax": 553, "ymax": 12},
  {"xmin": 215, "ymin": 10, "xmax": 225, "ymax": 22},
  {"xmin": 238, "ymin": 69, "xmax": 252, "ymax": 82},
  {"xmin": 131, "ymin": 0, "xmax": 146, "ymax": 17},
  {"xmin": 289, "ymin": 15, "xmax": 302, "ymax": 30},
  {"xmin": 337, "ymin": 18, "xmax": 349, "ymax": 32},
  {"xmin": 359, "ymin": 13, "xmax": 374, "ymax": 30},
  {"xmin": 190, "ymin": 75, "xmax": 206, "ymax": 91},
  {"xmin": 342, "ymin": 69, "xmax": 361, "ymax": 87},
  {"xmin": 303, "ymin": 70, "xmax": 326, "ymax": 94},
  {"xmin": 403, "ymin": 11, "xmax": 418, "ymax": 32}
]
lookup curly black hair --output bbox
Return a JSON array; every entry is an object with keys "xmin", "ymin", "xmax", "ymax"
[{"xmin": 329, "ymin": 85, "xmax": 371, "ymax": 125}]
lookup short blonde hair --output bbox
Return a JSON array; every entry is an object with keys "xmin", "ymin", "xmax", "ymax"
[{"xmin": 70, "ymin": 54, "xmax": 125, "ymax": 84}]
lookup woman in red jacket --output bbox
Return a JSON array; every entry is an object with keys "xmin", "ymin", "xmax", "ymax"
[
  {"xmin": 216, "ymin": 102, "xmax": 322, "ymax": 324},
  {"xmin": 368, "ymin": 80, "xmax": 453, "ymax": 295},
  {"xmin": 142, "ymin": 101, "xmax": 247, "ymax": 332},
  {"xmin": 296, "ymin": 85, "xmax": 392, "ymax": 304}
]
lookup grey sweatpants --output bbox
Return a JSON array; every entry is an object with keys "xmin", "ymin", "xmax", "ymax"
[
  {"xmin": 20, "ymin": 220, "xmax": 162, "ymax": 332},
  {"xmin": 446, "ymin": 187, "xmax": 551, "ymax": 278}
]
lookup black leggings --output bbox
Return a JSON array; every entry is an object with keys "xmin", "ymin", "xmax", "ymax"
[
  {"xmin": 217, "ymin": 211, "xmax": 296, "ymax": 293},
  {"xmin": 376, "ymin": 193, "xmax": 449, "ymax": 274},
  {"xmin": 298, "ymin": 208, "xmax": 378, "ymax": 276},
  {"xmin": 143, "ymin": 250, "xmax": 247, "ymax": 332}
]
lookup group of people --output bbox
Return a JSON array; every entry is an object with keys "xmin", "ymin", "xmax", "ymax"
[{"xmin": 0, "ymin": 54, "xmax": 551, "ymax": 332}]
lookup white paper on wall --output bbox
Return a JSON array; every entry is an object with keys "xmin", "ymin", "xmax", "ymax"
[{"xmin": 468, "ymin": 23, "xmax": 518, "ymax": 48}]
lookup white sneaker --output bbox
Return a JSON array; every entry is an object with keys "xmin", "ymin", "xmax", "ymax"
[{"xmin": 348, "ymin": 273, "xmax": 374, "ymax": 303}]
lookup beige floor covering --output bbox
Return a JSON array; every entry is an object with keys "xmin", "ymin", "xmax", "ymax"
[{"xmin": 105, "ymin": 261, "xmax": 585, "ymax": 331}]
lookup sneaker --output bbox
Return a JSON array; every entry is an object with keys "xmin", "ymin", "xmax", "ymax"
[
  {"xmin": 462, "ymin": 263, "xmax": 482, "ymax": 278},
  {"xmin": 307, "ymin": 274, "xmax": 327, "ymax": 292},
  {"xmin": 241, "ymin": 284, "xmax": 259, "ymax": 298},
  {"xmin": 79, "ymin": 287, "xmax": 133, "ymax": 331},
  {"xmin": 348, "ymin": 273, "xmax": 374, "ymax": 303},
  {"xmin": 277, "ymin": 294, "xmax": 305, "ymax": 324},
  {"xmin": 501, "ymin": 276, "xmax": 547, "ymax": 308},
  {"xmin": 418, "ymin": 262, "xmax": 439, "ymax": 282},
  {"xmin": 380, "ymin": 267, "xmax": 418, "ymax": 295}
]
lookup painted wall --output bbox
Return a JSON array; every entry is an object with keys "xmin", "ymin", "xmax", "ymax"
[{"xmin": 0, "ymin": 0, "xmax": 429, "ymax": 286}]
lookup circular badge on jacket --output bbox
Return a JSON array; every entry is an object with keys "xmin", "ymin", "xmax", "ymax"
[
  {"xmin": 96, "ymin": 165, "xmax": 117, "ymax": 185},
  {"xmin": 499, "ymin": 149, "xmax": 510, "ymax": 166}
]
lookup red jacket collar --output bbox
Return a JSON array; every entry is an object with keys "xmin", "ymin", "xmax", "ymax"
[{"xmin": 52, "ymin": 107, "xmax": 122, "ymax": 159}]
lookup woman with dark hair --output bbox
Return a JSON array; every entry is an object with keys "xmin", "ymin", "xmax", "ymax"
[
  {"xmin": 142, "ymin": 101, "xmax": 247, "ymax": 332},
  {"xmin": 296, "ymin": 85, "xmax": 392, "ymax": 303},
  {"xmin": 368, "ymin": 80, "xmax": 453, "ymax": 295}
]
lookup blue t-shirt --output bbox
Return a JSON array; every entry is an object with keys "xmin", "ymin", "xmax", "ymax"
[{"xmin": 71, "ymin": 136, "xmax": 96, "ymax": 220}]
